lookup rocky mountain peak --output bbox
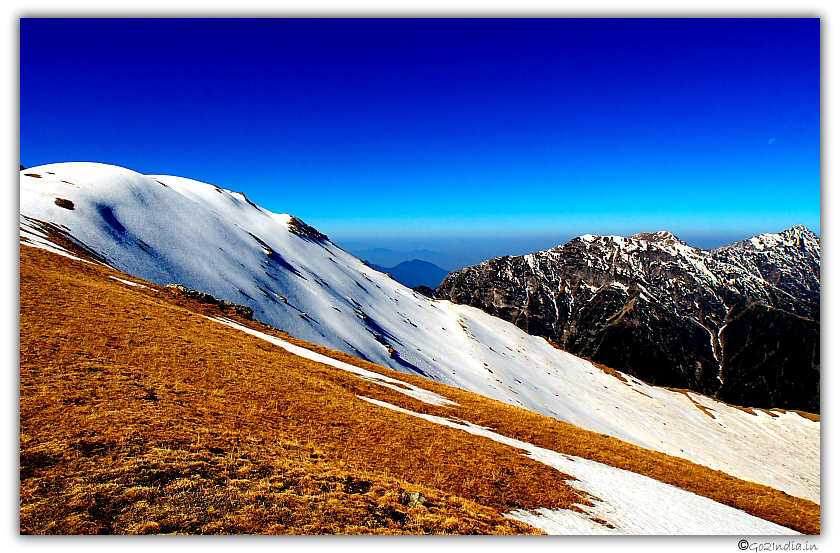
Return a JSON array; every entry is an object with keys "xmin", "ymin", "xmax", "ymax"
[
  {"xmin": 714, "ymin": 225, "xmax": 819, "ymax": 254},
  {"xmin": 436, "ymin": 226, "xmax": 820, "ymax": 412},
  {"xmin": 573, "ymin": 230, "xmax": 691, "ymax": 253},
  {"xmin": 779, "ymin": 224, "xmax": 820, "ymax": 246},
  {"xmin": 629, "ymin": 230, "xmax": 688, "ymax": 248}
]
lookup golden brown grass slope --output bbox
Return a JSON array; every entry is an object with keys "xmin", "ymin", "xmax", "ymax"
[{"xmin": 19, "ymin": 245, "xmax": 819, "ymax": 534}]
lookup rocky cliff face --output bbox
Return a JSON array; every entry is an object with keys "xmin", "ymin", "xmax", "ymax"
[{"xmin": 435, "ymin": 226, "xmax": 820, "ymax": 412}]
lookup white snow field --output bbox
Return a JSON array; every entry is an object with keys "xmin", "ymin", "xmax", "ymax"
[
  {"xmin": 359, "ymin": 396, "xmax": 799, "ymax": 535},
  {"xmin": 20, "ymin": 163, "xmax": 819, "ymax": 504}
]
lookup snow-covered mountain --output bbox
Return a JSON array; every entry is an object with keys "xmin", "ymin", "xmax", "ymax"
[
  {"xmin": 436, "ymin": 228, "xmax": 820, "ymax": 413},
  {"xmin": 19, "ymin": 162, "xmax": 819, "ymax": 504}
]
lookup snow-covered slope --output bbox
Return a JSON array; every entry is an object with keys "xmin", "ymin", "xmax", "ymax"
[
  {"xmin": 20, "ymin": 163, "xmax": 819, "ymax": 503},
  {"xmin": 360, "ymin": 396, "xmax": 798, "ymax": 535}
]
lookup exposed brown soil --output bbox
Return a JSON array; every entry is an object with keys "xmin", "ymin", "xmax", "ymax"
[
  {"xmin": 275, "ymin": 333, "xmax": 820, "ymax": 535},
  {"xmin": 20, "ymin": 245, "xmax": 820, "ymax": 534}
]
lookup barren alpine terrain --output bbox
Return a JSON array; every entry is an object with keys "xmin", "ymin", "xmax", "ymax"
[
  {"xmin": 19, "ymin": 163, "xmax": 820, "ymax": 534},
  {"xmin": 20, "ymin": 240, "xmax": 818, "ymax": 534}
]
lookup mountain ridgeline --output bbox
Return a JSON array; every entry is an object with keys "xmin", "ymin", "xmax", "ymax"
[
  {"xmin": 435, "ymin": 228, "xmax": 820, "ymax": 412},
  {"xmin": 367, "ymin": 259, "xmax": 450, "ymax": 289}
]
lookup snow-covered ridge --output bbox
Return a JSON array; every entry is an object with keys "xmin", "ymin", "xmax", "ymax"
[{"xmin": 19, "ymin": 162, "xmax": 819, "ymax": 503}]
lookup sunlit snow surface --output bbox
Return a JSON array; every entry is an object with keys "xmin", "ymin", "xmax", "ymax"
[
  {"xmin": 358, "ymin": 397, "xmax": 798, "ymax": 535},
  {"xmin": 109, "ymin": 275, "xmax": 148, "ymax": 289},
  {"xmin": 20, "ymin": 163, "xmax": 819, "ymax": 503}
]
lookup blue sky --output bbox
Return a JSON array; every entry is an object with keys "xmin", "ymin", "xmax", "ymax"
[{"xmin": 20, "ymin": 18, "xmax": 820, "ymax": 266}]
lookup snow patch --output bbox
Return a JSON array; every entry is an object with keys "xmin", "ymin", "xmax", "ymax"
[{"xmin": 108, "ymin": 275, "xmax": 148, "ymax": 288}]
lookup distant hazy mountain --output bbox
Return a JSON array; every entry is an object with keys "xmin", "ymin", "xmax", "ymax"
[
  {"xmin": 436, "ymin": 227, "xmax": 820, "ymax": 413},
  {"xmin": 367, "ymin": 259, "xmax": 450, "ymax": 289},
  {"xmin": 349, "ymin": 248, "xmax": 456, "ymax": 271}
]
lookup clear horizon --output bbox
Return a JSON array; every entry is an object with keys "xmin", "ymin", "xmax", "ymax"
[
  {"xmin": 21, "ymin": 18, "xmax": 820, "ymax": 267},
  {"xmin": 338, "ymin": 225, "xmax": 817, "ymax": 271}
]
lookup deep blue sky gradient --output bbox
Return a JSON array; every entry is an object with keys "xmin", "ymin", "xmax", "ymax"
[{"xmin": 20, "ymin": 18, "xmax": 820, "ymax": 265}]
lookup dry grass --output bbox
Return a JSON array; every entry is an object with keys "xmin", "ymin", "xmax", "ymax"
[
  {"xmin": 20, "ymin": 247, "xmax": 573, "ymax": 534},
  {"xmin": 242, "ymin": 309, "xmax": 821, "ymax": 536},
  {"xmin": 19, "ymin": 246, "xmax": 819, "ymax": 534},
  {"xmin": 666, "ymin": 388, "xmax": 719, "ymax": 419}
]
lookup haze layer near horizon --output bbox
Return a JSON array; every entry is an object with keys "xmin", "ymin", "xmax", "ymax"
[{"xmin": 21, "ymin": 18, "xmax": 820, "ymax": 262}]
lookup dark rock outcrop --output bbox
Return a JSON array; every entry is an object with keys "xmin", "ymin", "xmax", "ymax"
[
  {"xmin": 55, "ymin": 198, "xmax": 75, "ymax": 210},
  {"xmin": 412, "ymin": 285, "xmax": 436, "ymax": 298},
  {"xmin": 288, "ymin": 216, "xmax": 329, "ymax": 244},
  {"xmin": 166, "ymin": 284, "xmax": 254, "ymax": 320},
  {"xmin": 401, "ymin": 491, "xmax": 426, "ymax": 508},
  {"xmin": 435, "ymin": 226, "xmax": 820, "ymax": 411}
]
